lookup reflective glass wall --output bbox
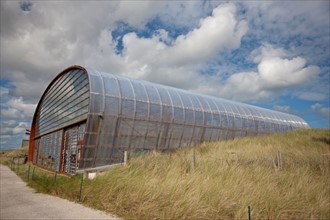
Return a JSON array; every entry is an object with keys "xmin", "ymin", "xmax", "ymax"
[
  {"xmin": 34, "ymin": 69, "xmax": 89, "ymax": 137},
  {"xmin": 80, "ymin": 68, "xmax": 309, "ymax": 169},
  {"xmin": 31, "ymin": 67, "xmax": 90, "ymax": 172}
]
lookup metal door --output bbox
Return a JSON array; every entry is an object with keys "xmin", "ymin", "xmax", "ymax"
[{"xmin": 61, "ymin": 123, "xmax": 85, "ymax": 174}]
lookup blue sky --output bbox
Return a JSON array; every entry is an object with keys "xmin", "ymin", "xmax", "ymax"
[{"xmin": 0, "ymin": 1, "xmax": 329, "ymax": 150}]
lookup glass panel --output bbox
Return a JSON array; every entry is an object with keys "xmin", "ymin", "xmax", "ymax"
[
  {"xmin": 121, "ymin": 99, "xmax": 135, "ymax": 117},
  {"xmin": 105, "ymin": 96, "xmax": 119, "ymax": 115},
  {"xmin": 173, "ymin": 107, "xmax": 184, "ymax": 123},
  {"xmin": 179, "ymin": 93, "xmax": 193, "ymax": 108},
  {"xmin": 168, "ymin": 90, "xmax": 182, "ymax": 107},
  {"xmin": 150, "ymin": 103, "xmax": 161, "ymax": 121},
  {"xmin": 136, "ymin": 101, "xmax": 149, "ymax": 119},
  {"xmin": 89, "ymin": 74, "xmax": 104, "ymax": 94},
  {"xmin": 35, "ymin": 69, "xmax": 89, "ymax": 136},
  {"xmin": 162, "ymin": 105, "xmax": 173, "ymax": 122},
  {"xmin": 157, "ymin": 87, "xmax": 172, "ymax": 105},
  {"xmin": 195, "ymin": 111, "xmax": 204, "ymax": 125},
  {"xmin": 145, "ymin": 86, "xmax": 161, "ymax": 104},
  {"xmin": 132, "ymin": 81, "xmax": 148, "ymax": 101},
  {"xmin": 118, "ymin": 78, "xmax": 134, "ymax": 99},
  {"xmin": 35, "ymin": 130, "xmax": 62, "ymax": 171},
  {"xmin": 103, "ymin": 76, "xmax": 120, "ymax": 97},
  {"xmin": 184, "ymin": 109, "xmax": 195, "ymax": 124}
]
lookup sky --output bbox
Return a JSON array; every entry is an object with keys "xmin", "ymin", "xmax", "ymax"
[{"xmin": 0, "ymin": 1, "xmax": 329, "ymax": 150}]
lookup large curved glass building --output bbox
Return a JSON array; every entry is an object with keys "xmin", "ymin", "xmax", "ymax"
[{"xmin": 28, "ymin": 65, "xmax": 309, "ymax": 174}]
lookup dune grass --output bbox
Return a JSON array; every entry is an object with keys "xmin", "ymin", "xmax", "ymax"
[
  {"xmin": 0, "ymin": 146, "xmax": 28, "ymax": 164},
  {"xmin": 79, "ymin": 129, "xmax": 329, "ymax": 219},
  {"xmin": 3, "ymin": 129, "xmax": 330, "ymax": 219}
]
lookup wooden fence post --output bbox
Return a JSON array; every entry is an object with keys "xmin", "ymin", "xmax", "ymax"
[
  {"xmin": 274, "ymin": 150, "xmax": 283, "ymax": 171},
  {"xmin": 79, "ymin": 175, "xmax": 84, "ymax": 202},
  {"xmin": 191, "ymin": 148, "xmax": 196, "ymax": 170},
  {"xmin": 124, "ymin": 151, "xmax": 129, "ymax": 166}
]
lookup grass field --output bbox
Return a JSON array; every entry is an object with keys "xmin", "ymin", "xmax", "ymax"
[{"xmin": 2, "ymin": 129, "xmax": 329, "ymax": 219}]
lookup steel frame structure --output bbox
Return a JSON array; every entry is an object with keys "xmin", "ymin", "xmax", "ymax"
[{"xmin": 28, "ymin": 65, "xmax": 309, "ymax": 174}]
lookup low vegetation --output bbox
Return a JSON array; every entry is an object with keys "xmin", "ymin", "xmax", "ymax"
[
  {"xmin": 0, "ymin": 146, "xmax": 28, "ymax": 165},
  {"xmin": 2, "ymin": 129, "xmax": 329, "ymax": 219}
]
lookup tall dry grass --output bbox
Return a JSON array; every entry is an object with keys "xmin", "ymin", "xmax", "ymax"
[
  {"xmin": 4, "ymin": 129, "xmax": 330, "ymax": 219},
  {"xmin": 81, "ymin": 129, "xmax": 329, "ymax": 219}
]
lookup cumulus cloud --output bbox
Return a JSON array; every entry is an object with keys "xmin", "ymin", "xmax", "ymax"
[
  {"xmin": 1, "ymin": 108, "xmax": 22, "ymax": 119},
  {"xmin": 13, "ymin": 122, "xmax": 28, "ymax": 134},
  {"xmin": 310, "ymin": 103, "xmax": 330, "ymax": 118},
  {"xmin": 272, "ymin": 105, "xmax": 292, "ymax": 113},
  {"xmin": 119, "ymin": 3, "xmax": 248, "ymax": 91},
  {"xmin": 0, "ymin": 86, "xmax": 9, "ymax": 96},
  {"xmin": 258, "ymin": 57, "xmax": 319, "ymax": 89},
  {"xmin": 1, "ymin": 1, "xmax": 324, "ymax": 104},
  {"xmin": 242, "ymin": 1, "xmax": 329, "ymax": 65},
  {"xmin": 0, "ymin": 1, "xmax": 329, "ymax": 149},
  {"xmin": 0, "ymin": 97, "xmax": 34, "ymax": 149},
  {"xmin": 0, "ymin": 2, "xmax": 249, "ymax": 149},
  {"xmin": 1, "ymin": 1, "xmax": 235, "ymax": 100},
  {"xmin": 165, "ymin": 4, "xmax": 248, "ymax": 65},
  {"xmin": 7, "ymin": 97, "xmax": 36, "ymax": 118},
  {"xmin": 218, "ymin": 44, "xmax": 320, "ymax": 101},
  {"xmin": 0, "ymin": 121, "xmax": 28, "ymax": 135},
  {"xmin": 295, "ymin": 92, "xmax": 327, "ymax": 101},
  {"xmin": 250, "ymin": 43, "xmax": 287, "ymax": 63},
  {"xmin": 0, "ymin": 95, "xmax": 35, "ymax": 149}
]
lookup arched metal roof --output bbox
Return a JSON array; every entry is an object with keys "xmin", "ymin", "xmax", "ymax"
[{"xmin": 29, "ymin": 65, "xmax": 309, "ymax": 172}]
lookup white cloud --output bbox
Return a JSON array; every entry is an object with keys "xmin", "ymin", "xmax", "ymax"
[
  {"xmin": 296, "ymin": 92, "xmax": 327, "ymax": 101},
  {"xmin": 310, "ymin": 103, "xmax": 330, "ymax": 118},
  {"xmin": 0, "ymin": 87, "xmax": 9, "ymax": 96},
  {"xmin": 165, "ymin": 3, "xmax": 248, "ymax": 65},
  {"xmin": 216, "ymin": 71, "xmax": 266, "ymax": 101},
  {"xmin": 0, "ymin": 121, "xmax": 28, "ymax": 135},
  {"xmin": 272, "ymin": 105, "xmax": 291, "ymax": 113},
  {"xmin": 112, "ymin": 1, "xmax": 163, "ymax": 28},
  {"xmin": 1, "ymin": 1, "xmax": 225, "ymax": 101},
  {"xmin": 250, "ymin": 43, "xmax": 287, "ymax": 63},
  {"xmin": 0, "ymin": 135, "xmax": 12, "ymax": 140},
  {"xmin": 12, "ymin": 122, "xmax": 28, "ymax": 134},
  {"xmin": 258, "ymin": 57, "xmax": 319, "ymax": 89},
  {"xmin": 1, "ymin": 108, "xmax": 22, "ymax": 119},
  {"xmin": 7, "ymin": 97, "xmax": 36, "ymax": 118},
  {"xmin": 217, "ymin": 44, "xmax": 321, "ymax": 101},
  {"xmin": 1, "ymin": 1, "xmax": 324, "ymax": 104},
  {"xmin": 0, "ymin": 1, "xmax": 329, "ymax": 149},
  {"xmin": 1, "ymin": 2, "xmax": 250, "ymax": 148},
  {"xmin": 119, "ymin": 3, "xmax": 248, "ymax": 91},
  {"xmin": 242, "ymin": 1, "xmax": 329, "ymax": 65}
]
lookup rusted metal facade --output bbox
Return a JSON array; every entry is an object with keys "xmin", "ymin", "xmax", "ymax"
[{"xmin": 28, "ymin": 65, "xmax": 309, "ymax": 174}]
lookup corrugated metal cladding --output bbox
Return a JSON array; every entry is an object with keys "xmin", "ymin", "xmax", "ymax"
[
  {"xmin": 29, "ymin": 65, "xmax": 309, "ymax": 174},
  {"xmin": 30, "ymin": 67, "xmax": 89, "ymax": 173}
]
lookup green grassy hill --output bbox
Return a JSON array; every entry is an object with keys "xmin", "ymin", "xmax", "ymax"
[{"xmin": 2, "ymin": 129, "xmax": 330, "ymax": 219}]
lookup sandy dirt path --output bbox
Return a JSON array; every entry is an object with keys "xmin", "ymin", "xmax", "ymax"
[{"xmin": 0, "ymin": 164, "xmax": 120, "ymax": 220}]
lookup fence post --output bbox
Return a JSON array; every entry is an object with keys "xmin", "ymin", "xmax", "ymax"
[
  {"xmin": 278, "ymin": 151, "xmax": 282, "ymax": 170},
  {"xmin": 190, "ymin": 148, "xmax": 196, "ymax": 170},
  {"xmin": 17, "ymin": 158, "xmax": 19, "ymax": 173},
  {"xmin": 274, "ymin": 150, "xmax": 283, "ymax": 171},
  {"xmin": 248, "ymin": 206, "xmax": 251, "ymax": 220},
  {"xmin": 27, "ymin": 165, "xmax": 31, "ymax": 181},
  {"xmin": 124, "ymin": 151, "xmax": 129, "ymax": 166},
  {"xmin": 79, "ymin": 175, "xmax": 84, "ymax": 202},
  {"xmin": 32, "ymin": 167, "xmax": 35, "ymax": 180}
]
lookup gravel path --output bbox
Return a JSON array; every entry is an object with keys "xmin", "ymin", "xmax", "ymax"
[{"xmin": 0, "ymin": 164, "xmax": 120, "ymax": 220}]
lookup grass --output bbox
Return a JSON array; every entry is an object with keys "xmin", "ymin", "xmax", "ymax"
[
  {"xmin": 2, "ymin": 129, "xmax": 330, "ymax": 219},
  {"xmin": 0, "ymin": 146, "xmax": 28, "ymax": 164}
]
